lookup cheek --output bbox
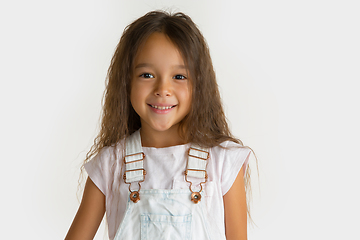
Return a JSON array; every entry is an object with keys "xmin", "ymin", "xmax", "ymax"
[
  {"xmin": 180, "ymin": 85, "xmax": 192, "ymax": 108},
  {"xmin": 130, "ymin": 83, "xmax": 141, "ymax": 108},
  {"xmin": 130, "ymin": 87, "xmax": 136, "ymax": 105},
  {"xmin": 130, "ymin": 82, "xmax": 151, "ymax": 110}
]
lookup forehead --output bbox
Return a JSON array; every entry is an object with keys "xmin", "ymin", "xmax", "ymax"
[{"xmin": 133, "ymin": 32, "xmax": 186, "ymax": 68}]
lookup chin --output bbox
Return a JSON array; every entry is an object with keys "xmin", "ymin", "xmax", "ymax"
[
  {"xmin": 149, "ymin": 122, "xmax": 179, "ymax": 132},
  {"xmin": 152, "ymin": 125, "xmax": 173, "ymax": 132}
]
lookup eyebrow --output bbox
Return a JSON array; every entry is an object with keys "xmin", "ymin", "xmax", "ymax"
[
  {"xmin": 134, "ymin": 63, "xmax": 153, "ymax": 69},
  {"xmin": 134, "ymin": 63, "xmax": 187, "ymax": 69}
]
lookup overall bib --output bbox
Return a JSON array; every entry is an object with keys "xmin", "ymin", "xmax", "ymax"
[{"xmin": 114, "ymin": 131, "xmax": 226, "ymax": 240}]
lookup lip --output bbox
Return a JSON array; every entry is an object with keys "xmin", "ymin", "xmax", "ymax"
[{"xmin": 147, "ymin": 103, "xmax": 177, "ymax": 114}]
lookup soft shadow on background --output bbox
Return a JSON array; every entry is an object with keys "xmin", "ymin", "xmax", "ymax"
[{"xmin": 1, "ymin": 0, "xmax": 359, "ymax": 239}]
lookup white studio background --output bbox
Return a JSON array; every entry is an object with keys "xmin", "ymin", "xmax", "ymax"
[{"xmin": 0, "ymin": 0, "xmax": 359, "ymax": 239}]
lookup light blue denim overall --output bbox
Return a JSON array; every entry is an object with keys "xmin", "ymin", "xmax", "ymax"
[{"xmin": 114, "ymin": 130, "xmax": 226, "ymax": 240}]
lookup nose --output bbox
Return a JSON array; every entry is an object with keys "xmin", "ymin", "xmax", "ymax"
[{"xmin": 154, "ymin": 78, "xmax": 172, "ymax": 97}]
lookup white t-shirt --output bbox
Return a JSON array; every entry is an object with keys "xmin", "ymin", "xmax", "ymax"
[{"xmin": 85, "ymin": 140, "xmax": 250, "ymax": 240}]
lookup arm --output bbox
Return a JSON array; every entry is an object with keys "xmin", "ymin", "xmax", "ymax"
[
  {"xmin": 223, "ymin": 167, "xmax": 247, "ymax": 240},
  {"xmin": 65, "ymin": 177, "xmax": 106, "ymax": 240}
]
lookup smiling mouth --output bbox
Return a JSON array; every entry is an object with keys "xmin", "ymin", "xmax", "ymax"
[{"xmin": 148, "ymin": 104, "xmax": 177, "ymax": 110}]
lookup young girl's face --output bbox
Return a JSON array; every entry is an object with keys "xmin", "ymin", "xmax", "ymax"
[{"xmin": 130, "ymin": 32, "xmax": 192, "ymax": 135}]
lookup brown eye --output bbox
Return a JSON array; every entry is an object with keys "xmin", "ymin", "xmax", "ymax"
[
  {"xmin": 140, "ymin": 73, "xmax": 154, "ymax": 78},
  {"xmin": 173, "ymin": 74, "xmax": 187, "ymax": 80}
]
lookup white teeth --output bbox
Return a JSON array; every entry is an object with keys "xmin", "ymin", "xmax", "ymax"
[{"xmin": 151, "ymin": 105, "xmax": 173, "ymax": 110}]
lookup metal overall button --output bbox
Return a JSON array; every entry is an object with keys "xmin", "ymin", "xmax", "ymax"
[
  {"xmin": 191, "ymin": 192, "xmax": 201, "ymax": 203},
  {"xmin": 130, "ymin": 191, "xmax": 140, "ymax": 203}
]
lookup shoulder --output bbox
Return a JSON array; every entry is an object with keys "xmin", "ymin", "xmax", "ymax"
[
  {"xmin": 84, "ymin": 140, "xmax": 125, "ymax": 175},
  {"xmin": 210, "ymin": 141, "xmax": 250, "ymax": 160},
  {"xmin": 209, "ymin": 141, "xmax": 251, "ymax": 195},
  {"xmin": 99, "ymin": 142, "xmax": 124, "ymax": 161},
  {"xmin": 83, "ymin": 141, "xmax": 125, "ymax": 195}
]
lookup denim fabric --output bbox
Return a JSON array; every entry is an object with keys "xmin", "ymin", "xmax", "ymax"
[
  {"xmin": 114, "ymin": 189, "xmax": 221, "ymax": 240},
  {"xmin": 141, "ymin": 213, "xmax": 191, "ymax": 240}
]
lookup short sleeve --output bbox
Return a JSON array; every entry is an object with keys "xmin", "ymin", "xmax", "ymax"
[
  {"xmin": 220, "ymin": 142, "xmax": 251, "ymax": 195},
  {"xmin": 84, "ymin": 147, "xmax": 114, "ymax": 196}
]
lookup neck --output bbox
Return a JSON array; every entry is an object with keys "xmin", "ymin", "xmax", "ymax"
[{"xmin": 140, "ymin": 126, "xmax": 187, "ymax": 148}]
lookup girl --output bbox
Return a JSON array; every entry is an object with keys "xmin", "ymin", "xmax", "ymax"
[{"xmin": 65, "ymin": 11, "xmax": 252, "ymax": 240}]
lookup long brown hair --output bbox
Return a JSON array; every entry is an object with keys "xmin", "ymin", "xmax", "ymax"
[{"xmin": 82, "ymin": 10, "xmax": 255, "ymax": 217}]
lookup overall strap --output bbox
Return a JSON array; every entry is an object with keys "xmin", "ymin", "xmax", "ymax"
[
  {"xmin": 185, "ymin": 144, "xmax": 209, "ymax": 203},
  {"xmin": 123, "ymin": 130, "xmax": 210, "ymax": 204},
  {"xmin": 123, "ymin": 130, "xmax": 145, "ymax": 203}
]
